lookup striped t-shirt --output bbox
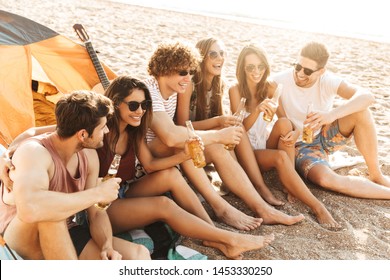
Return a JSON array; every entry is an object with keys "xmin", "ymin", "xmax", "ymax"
[{"xmin": 144, "ymin": 76, "xmax": 178, "ymax": 143}]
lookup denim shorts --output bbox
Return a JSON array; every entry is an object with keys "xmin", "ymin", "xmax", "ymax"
[{"xmin": 295, "ymin": 120, "xmax": 352, "ymax": 178}]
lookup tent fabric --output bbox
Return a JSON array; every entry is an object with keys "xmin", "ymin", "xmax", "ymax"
[{"xmin": 0, "ymin": 10, "xmax": 117, "ymax": 147}]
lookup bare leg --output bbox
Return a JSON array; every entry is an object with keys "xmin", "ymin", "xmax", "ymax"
[
  {"xmin": 148, "ymin": 137, "xmax": 262, "ymax": 231},
  {"xmin": 205, "ymin": 144, "xmax": 304, "ymax": 226},
  {"xmin": 255, "ymin": 149, "xmax": 339, "ymax": 228},
  {"xmin": 338, "ymin": 109, "xmax": 390, "ymax": 187},
  {"xmin": 180, "ymin": 159, "xmax": 263, "ymax": 231},
  {"xmin": 308, "ymin": 164, "xmax": 390, "ymax": 199},
  {"xmin": 79, "ymin": 237, "xmax": 150, "ymax": 260},
  {"xmin": 108, "ymin": 196, "xmax": 274, "ymax": 259},
  {"xmin": 234, "ymin": 132, "xmax": 284, "ymax": 206},
  {"xmin": 4, "ymin": 218, "xmax": 77, "ymax": 259},
  {"xmin": 262, "ymin": 118, "xmax": 339, "ymax": 227},
  {"xmin": 126, "ymin": 167, "xmax": 213, "ymax": 225}
]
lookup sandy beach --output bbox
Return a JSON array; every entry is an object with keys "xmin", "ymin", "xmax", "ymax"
[{"xmin": 1, "ymin": 0, "xmax": 389, "ymax": 260}]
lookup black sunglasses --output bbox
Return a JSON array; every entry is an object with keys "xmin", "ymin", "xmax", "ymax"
[
  {"xmin": 178, "ymin": 69, "xmax": 197, "ymax": 76},
  {"xmin": 293, "ymin": 63, "xmax": 321, "ymax": 76},
  {"xmin": 245, "ymin": 64, "xmax": 266, "ymax": 73},
  {"xmin": 208, "ymin": 50, "xmax": 225, "ymax": 60},
  {"xmin": 123, "ymin": 100, "xmax": 152, "ymax": 111}
]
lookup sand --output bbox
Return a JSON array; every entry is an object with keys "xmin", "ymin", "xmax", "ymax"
[{"xmin": 1, "ymin": 0, "xmax": 389, "ymax": 260}]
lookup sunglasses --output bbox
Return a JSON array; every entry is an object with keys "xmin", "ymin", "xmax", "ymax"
[
  {"xmin": 123, "ymin": 100, "xmax": 152, "ymax": 111},
  {"xmin": 178, "ymin": 69, "xmax": 197, "ymax": 76},
  {"xmin": 293, "ymin": 63, "xmax": 321, "ymax": 76},
  {"xmin": 245, "ymin": 64, "xmax": 266, "ymax": 73},
  {"xmin": 208, "ymin": 50, "xmax": 225, "ymax": 60}
]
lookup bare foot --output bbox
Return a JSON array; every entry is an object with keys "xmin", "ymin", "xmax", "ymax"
[
  {"xmin": 313, "ymin": 206, "xmax": 341, "ymax": 230},
  {"xmin": 282, "ymin": 187, "xmax": 297, "ymax": 203},
  {"xmin": 260, "ymin": 207, "xmax": 305, "ymax": 225},
  {"xmin": 203, "ymin": 233, "xmax": 275, "ymax": 259},
  {"xmin": 371, "ymin": 174, "xmax": 390, "ymax": 188},
  {"xmin": 216, "ymin": 204, "xmax": 263, "ymax": 231},
  {"xmin": 257, "ymin": 187, "xmax": 284, "ymax": 206}
]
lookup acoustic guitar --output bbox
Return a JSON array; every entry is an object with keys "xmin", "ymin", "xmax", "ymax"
[{"xmin": 73, "ymin": 24, "xmax": 111, "ymax": 93}]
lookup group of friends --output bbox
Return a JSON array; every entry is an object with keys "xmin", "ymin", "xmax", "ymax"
[{"xmin": 0, "ymin": 38, "xmax": 389, "ymax": 260}]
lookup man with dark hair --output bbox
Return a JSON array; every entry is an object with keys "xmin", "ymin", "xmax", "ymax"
[
  {"xmin": 274, "ymin": 41, "xmax": 390, "ymax": 199},
  {"xmin": 0, "ymin": 91, "xmax": 150, "ymax": 260}
]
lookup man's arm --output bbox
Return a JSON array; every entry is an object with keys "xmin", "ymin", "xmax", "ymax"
[
  {"xmin": 306, "ymin": 81, "xmax": 375, "ymax": 131},
  {"xmin": 84, "ymin": 149, "xmax": 122, "ymax": 260},
  {"xmin": 10, "ymin": 142, "xmax": 109, "ymax": 223},
  {"xmin": 331, "ymin": 81, "xmax": 375, "ymax": 120}
]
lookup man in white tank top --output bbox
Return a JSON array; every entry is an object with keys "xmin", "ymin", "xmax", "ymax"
[{"xmin": 273, "ymin": 41, "xmax": 390, "ymax": 199}]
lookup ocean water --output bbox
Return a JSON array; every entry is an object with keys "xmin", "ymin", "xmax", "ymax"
[{"xmin": 111, "ymin": 0, "xmax": 390, "ymax": 44}]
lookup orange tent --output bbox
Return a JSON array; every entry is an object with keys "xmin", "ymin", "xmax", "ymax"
[{"xmin": 0, "ymin": 10, "xmax": 117, "ymax": 147}]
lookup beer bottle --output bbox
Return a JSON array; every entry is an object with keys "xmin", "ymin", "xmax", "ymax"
[
  {"xmin": 225, "ymin": 97, "xmax": 246, "ymax": 151},
  {"xmin": 94, "ymin": 154, "xmax": 121, "ymax": 210},
  {"xmin": 185, "ymin": 120, "xmax": 206, "ymax": 168},
  {"xmin": 263, "ymin": 84, "xmax": 283, "ymax": 122},
  {"xmin": 302, "ymin": 102, "xmax": 314, "ymax": 144}
]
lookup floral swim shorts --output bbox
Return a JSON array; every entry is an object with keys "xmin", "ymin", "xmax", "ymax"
[{"xmin": 295, "ymin": 120, "xmax": 352, "ymax": 179}]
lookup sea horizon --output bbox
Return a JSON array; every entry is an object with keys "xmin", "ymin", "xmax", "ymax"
[{"xmin": 110, "ymin": 0, "xmax": 390, "ymax": 44}]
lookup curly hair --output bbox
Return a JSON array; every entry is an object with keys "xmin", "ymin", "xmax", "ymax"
[{"xmin": 148, "ymin": 41, "xmax": 201, "ymax": 77}]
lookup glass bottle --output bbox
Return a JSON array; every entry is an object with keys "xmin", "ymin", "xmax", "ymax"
[
  {"xmin": 225, "ymin": 97, "xmax": 246, "ymax": 151},
  {"xmin": 185, "ymin": 120, "xmax": 206, "ymax": 168},
  {"xmin": 94, "ymin": 154, "xmax": 121, "ymax": 210},
  {"xmin": 263, "ymin": 84, "xmax": 283, "ymax": 122},
  {"xmin": 302, "ymin": 102, "xmax": 314, "ymax": 144}
]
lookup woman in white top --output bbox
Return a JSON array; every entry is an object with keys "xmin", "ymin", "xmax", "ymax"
[
  {"xmin": 177, "ymin": 37, "xmax": 306, "ymax": 226},
  {"xmin": 229, "ymin": 43, "xmax": 339, "ymax": 228}
]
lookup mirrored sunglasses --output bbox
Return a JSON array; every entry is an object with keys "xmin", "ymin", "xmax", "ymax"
[
  {"xmin": 208, "ymin": 50, "xmax": 225, "ymax": 60},
  {"xmin": 178, "ymin": 69, "xmax": 197, "ymax": 76},
  {"xmin": 123, "ymin": 100, "xmax": 152, "ymax": 111},
  {"xmin": 245, "ymin": 64, "xmax": 266, "ymax": 73},
  {"xmin": 293, "ymin": 63, "xmax": 321, "ymax": 76}
]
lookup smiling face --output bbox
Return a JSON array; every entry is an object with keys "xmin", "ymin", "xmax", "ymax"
[
  {"xmin": 244, "ymin": 53, "xmax": 266, "ymax": 85},
  {"xmin": 204, "ymin": 41, "xmax": 225, "ymax": 77},
  {"xmin": 293, "ymin": 56, "xmax": 324, "ymax": 88},
  {"xmin": 118, "ymin": 89, "xmax": 147, "ymax": 127}
]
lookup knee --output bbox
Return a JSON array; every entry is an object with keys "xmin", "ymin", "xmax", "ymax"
[
  {"xmin": 274, "ymin": 150, "xmax": 290, "ymax": 167},
  {"xmin": 159, "ymin": 167, "xmax": 181, "ymax": 181},
  {"xmin": 133, "ymin": 244, "xmax": 151, "ymax": 260},
  {"xmin": 155, "ymin": 196, "xmax": 176, "ymax": 211},
  {"xmin": 274, "ymin": 117, "xmax": 293, "ymax": 133}
]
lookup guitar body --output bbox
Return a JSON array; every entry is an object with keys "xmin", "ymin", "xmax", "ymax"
[
  {"xmin": 92, "ymin": 81, "xmax": 112, "ymax": 94},
  {"xmin": 73, "ymin": 24, "xmax": 111, "ymax": 93}
]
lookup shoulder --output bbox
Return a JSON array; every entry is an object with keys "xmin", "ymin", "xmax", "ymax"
[
  {"xmin": 83, "ymin": 148, "xmax": 98, "ymax": 164},
  {"xmin": 228, "ymin": 83, "xmax": 239, "ymax": 94},
  {"xmin": 267, "ymin": 80, "xmax": 278, "ymax": 98},
  {"xmin": 82, "ymin": 149, "xmax": 99, "ymax": 174}
]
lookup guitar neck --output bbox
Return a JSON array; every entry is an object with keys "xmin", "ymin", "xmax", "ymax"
[{"xmin": 84, "ymin": 42, "xmax": 111, "ymax": 90}]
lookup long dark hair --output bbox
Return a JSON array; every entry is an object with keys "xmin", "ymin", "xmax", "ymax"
[
  {"xmin": 236, "ymin": 44, "xmax": 271, "ymax": 104},
  {"xmin": 193, "ymin": 37, "xmax": 224, "ymax": 120},
  {"xmin": 104, "ymin": 76, "xmax": 152, "ymax": 155}
]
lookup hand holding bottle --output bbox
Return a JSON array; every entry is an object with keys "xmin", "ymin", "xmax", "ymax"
[
  {"xmin": 95, "ymin": 177, "xmax": 121, "ymax": 210},
  {"xmin": 95, "ymin": 154, "xmax": 121, "ymax": 210},
  {"xmin": 185, "ymin": 120, "xmax": 206, "ymax": 168},
  {"xmin": 263, "ymin": 84, "xmax": 283, "ymax": 122}
]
